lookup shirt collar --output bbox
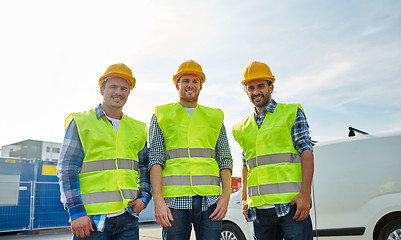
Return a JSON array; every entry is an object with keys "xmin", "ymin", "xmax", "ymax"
[
  {"xmin": 254, "ymin": 99, "xmax": 277, "ymax": 118},
  {"xmin": 95, "ymin": 104, "xmax": 105, "ymax": 120},
  {"xmin": 95, "ymin": 104, "xmax": 124, "ymax": 120}
]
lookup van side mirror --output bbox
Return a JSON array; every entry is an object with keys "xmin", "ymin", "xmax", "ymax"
[{"xmin": 348, "ymin": 127, "xmax": 368, "ymax": 137}]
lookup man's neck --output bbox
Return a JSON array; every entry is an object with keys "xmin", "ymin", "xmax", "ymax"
[
  {"xmin": 179, "ymin": 99, "xmax": 198, "ymax": 108},
  {"xmin": 255, "ymin": 107, "xmax": 264, "ymax": 116},
  {"xmin": 101, "ymin": 104, "xmax": 123, "ymax": 119},
  {"xmin": 255, "ymin": 100, "xmax": 272, "ymax": 116}
]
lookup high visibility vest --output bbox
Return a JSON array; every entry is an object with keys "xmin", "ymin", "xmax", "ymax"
[
  {"xmin": 70, "ymin": 109, "xmax": 147, "ymax": 215},
  {"xmin": 156, "ymin": 103, "xmax": 223, "ymax": 197},
  {"xmin": 232, "ymin": 103, "xmax": 303, "ymax": 207}
]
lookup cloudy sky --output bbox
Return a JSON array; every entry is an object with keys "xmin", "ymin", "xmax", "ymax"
[{"xmin": 1, "ymin": 0, "xmax": 400, "ymax": 176}]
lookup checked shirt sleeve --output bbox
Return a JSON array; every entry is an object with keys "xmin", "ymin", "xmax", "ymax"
[
  {"xmin": 291, "ymin": 107, "xmax": 314, "ymax": 154},
  {"xmin": 148, "ymin": 114, "xmax": 166, "ymax": 169},
  {"xmin": 137, "ymin": 143, "xmax": 152, "ymax": 205},
  {"xmin": 56, "ymin": 119, "xmax": 86, "ymax": 221},
  {"xmin": 215, "ymin": 124, "xmax": 233, "ymax": 172}
]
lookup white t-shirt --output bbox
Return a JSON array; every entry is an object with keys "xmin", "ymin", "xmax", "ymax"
[
  {"xmin": 104, "ymin": 114, "xmax": 130, "ymax": 218},
  {"xmin": 185, "ymin": 107, "xmax": 195, "ymax": 117}
]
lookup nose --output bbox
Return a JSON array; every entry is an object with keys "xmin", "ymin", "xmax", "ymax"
[
  {"xmin": 186, "ymin": 82, "xmax": 197, "ymax": 90},
  {"xmin": 252, "ymin": 88, "xmax": 261, "ymax": 96},
  {"xmin": 114, "ymin": 87, "xmax": 124, "ymax": 95}
]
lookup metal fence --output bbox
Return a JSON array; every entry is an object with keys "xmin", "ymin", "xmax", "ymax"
[
  {"xmin": 0, "ymin": 181, "xmax": 69, "ymax": 232},
  {"xmin": 1, "ymin": 181, "xmax": 156, "ymax": 233}
]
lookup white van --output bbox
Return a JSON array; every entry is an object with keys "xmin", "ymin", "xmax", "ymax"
[{"xmin": 221, "ymin": 131, "xmax": 401, "ymax": 240}]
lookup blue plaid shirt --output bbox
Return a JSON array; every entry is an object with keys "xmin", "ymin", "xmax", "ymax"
[
  {"xmin": 57, "ymin": 104, "xmax": 152, "ymax": 230},
  {"xmin": 243, "ymin": 100, "xmax": 313, "ymax": 218},
  {"xmin": 148, "ymin": 108, "xmax": 233, "ymax": 211}
]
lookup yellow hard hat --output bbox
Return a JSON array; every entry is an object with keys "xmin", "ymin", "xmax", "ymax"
[
  {"xmin": 242, "ymin": 61, "xmax": 275, "ymax": 85},
  {"xmin": 99, "ymin": 63, "xmax": 136, "ymax": 90},
  {"xmin": 173, "ymin": 60, "xmax": 206, "ymax": 84}
]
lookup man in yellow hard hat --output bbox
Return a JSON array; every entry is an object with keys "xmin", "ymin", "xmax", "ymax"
[
  {"xmin": 233, "ymin": 61, "xmax": 314, "ymax": 240},
  {"xmin": 57, "ymin": 63, "xmax": 152, "ymax": 240},
  {"xmin": 148, "ymin": 60, "xmax": 233, "ymax": 240}
]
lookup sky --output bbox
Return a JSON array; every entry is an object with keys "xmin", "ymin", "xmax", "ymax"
[{"xmin": 1, "ymin": 0, "xmax": 400, "ymax": 177}]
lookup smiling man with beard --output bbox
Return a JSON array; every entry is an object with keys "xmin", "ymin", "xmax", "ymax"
[
  {"xmin": 57, "ymin": 63, "xmax": 152, "ymax": 240},
  {"xmin": 148, "ymin": 60, "xmax": 233, "ymax": 240},
  {"xmin": 233, "ymin": 61, "xmax": 314, "ymax": 240}
]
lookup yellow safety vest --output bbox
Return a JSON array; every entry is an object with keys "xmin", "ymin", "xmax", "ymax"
[
  {"xmin": 70, "ymin": 109, "xmax": 147, "ymax": 215},
  {"xmin": 233, "ymin": 103, "xmax": 303, "ymax": 207},
  {"xmin": 156, "ymin": 103, "xmax": 223, "ymax": 197}
]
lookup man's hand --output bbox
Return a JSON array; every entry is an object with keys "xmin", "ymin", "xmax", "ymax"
[
  {"xmin": 241, "ymin": 200, "xmax": 249, "ymax": 222},
  {"xmin": 291, "ymin": 192, "xmax": 311, "ymax": 221},
  {"xmin": 150, "ymin": 164, "xmax": 174, "ymax": 227},
  {"xmin": 209, "ymin": 168, "xmax": 231, "ymax": 221},
  {"xmin": 209, "ymin": 194, "xmax": 230, "ymax": 221},
  {"xmin": 71, "ymin": 215, "xmax": 94, "ymax": 238},
  {"xmin": 154, "ymin": 200, "xmax": 174, "ymax": 227},
  {"xmin": 128, "ymin": 199, "xmax": 146, "ymax": 215}
]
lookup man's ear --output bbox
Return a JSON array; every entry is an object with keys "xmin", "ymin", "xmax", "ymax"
[{"xmin": 100, "ymin": 86, "xmax": 104, "ymax": 95}]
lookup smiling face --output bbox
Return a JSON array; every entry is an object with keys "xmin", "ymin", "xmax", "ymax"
[
  {"xmin": 245, "ymin": 79, "xmax": 273, "ymax": 113},
  {"xmin": 100, "ymin": 77, "xmax": 130, "ymax": 112},
  {"xmin": 176, "ymin": 74, "xmax": 202, "ymax": 108}
]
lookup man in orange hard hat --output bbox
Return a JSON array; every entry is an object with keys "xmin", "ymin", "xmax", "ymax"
[
  {"xmin": 148, "ymin": 60, "xmax": 233, "ymax": 240},
  {"xmin": 57, "ymin": 63, "xmax": 152, "ymax": 240},
  {"xmin": 233, "ymin": 61, "xmax": 314, "ymax": 240}
]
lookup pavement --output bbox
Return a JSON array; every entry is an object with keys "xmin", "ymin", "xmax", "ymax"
[{"xmin": 0, "ymin": 222, "xmax": 196, "ymax": 239}]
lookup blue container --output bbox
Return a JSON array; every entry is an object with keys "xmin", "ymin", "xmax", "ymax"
[
  {"xmin": 0, "ymin": 158, "xmax": 154, "ymax": 232},
  {"xmin": 0, "ymin": 158, "xmax": 36, "ymax": 232},
  {"xmin": 33, "ymin": 161, "xmax": 69, "ymax": 229}
]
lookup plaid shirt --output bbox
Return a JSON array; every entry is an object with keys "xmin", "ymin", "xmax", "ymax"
[
  {"xmin": 57, "ymin": 104, "xmax": 152, "ymax": 230},
  {"xmin": 148, "ymin": 109, "xmax": 233, "ymax": 211},
  {"xmin": 243, "ymin": 99, "xmax": 313, "ymax": 218}
]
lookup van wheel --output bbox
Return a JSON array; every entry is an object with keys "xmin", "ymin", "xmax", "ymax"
[
  {"xmin": 379, "ymin": 219, "xmax": 401, "ymax": 240},
  {"xmin": 221, "ymin": 223, "xmax": 246, "ymax": 240}
]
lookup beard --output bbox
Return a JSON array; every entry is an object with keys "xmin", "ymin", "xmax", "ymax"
[{"xmin": 251, "ymin": 93, "xmax": 271, "ymax": 108}]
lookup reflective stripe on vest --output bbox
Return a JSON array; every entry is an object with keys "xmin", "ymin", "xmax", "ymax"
[
  {"xmin": 80, "ymin": 158, "xmax": 139, "ymax": 173},
  {"xmin": 162, "ymin": 175, "xmax": 220, "ymax": 186},
  {"xmin": 248, "ymin": 182, "xmax": 302, "ymax": 197},
  {"xmin": 156, "ymin": 103, "xmax": 223, "ymax": 197},
  {"xmin": 81, "ymin": 189, "xmax": 139, "ymax": 204},
  {"xmin": 166, "ymin": 148, "xmax": 215, "ymax": 160},
  {"xmin": 247, "ymin": 153, "xmax": 301, "ymax": 169}
]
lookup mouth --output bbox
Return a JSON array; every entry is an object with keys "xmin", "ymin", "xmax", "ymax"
[
  {"xmin": 112, "ymin": 95, "xmax": 124, "ymax": 100},
  {"xmin": 252, "ymin": 94, "xmax": 263, "ymax": 101}
]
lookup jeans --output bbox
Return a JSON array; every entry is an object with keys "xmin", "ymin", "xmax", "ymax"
[
  {"xmin": 253, "ymin": 205, "xmax": 313, "ymax": 240},
  {"xmin": 162, "ymin": 195, "xmax": 222, "ymax": 240},
  {"xmin": 73, "ymin": 211, "xmax": 139, "ymax": 240}
]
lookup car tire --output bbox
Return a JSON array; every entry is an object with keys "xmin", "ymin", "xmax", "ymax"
[
  {"xmin": 379, "ymin": 219, "xmax": 401, "ymax": 240},
  {"xmin": 221, "ymin": 222, "xmax": 246, "ymax": 240}
]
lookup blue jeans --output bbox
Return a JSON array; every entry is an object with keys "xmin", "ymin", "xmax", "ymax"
[
  {"xmin": 253, "ymin": 205, "xmax": 313, "ymax": 240},
  {"xmin": 73, "ymin": 211, "xmax": 139, "ymax": 240},
  {"xmin": 162, "ymin": 196, "xmax": 222, "ymax": 240}
]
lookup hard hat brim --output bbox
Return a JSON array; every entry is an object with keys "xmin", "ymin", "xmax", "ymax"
[
  {"xmin": 99, "ymin": 73, "xmax": 136, "ymax": 90},
  {"xmin": 173, "ymin": 71, "xmax": 206, "ymax": 84},
  {"xmin": 241, "ymin": 77, "xmax": 275, "ymax": 85}
]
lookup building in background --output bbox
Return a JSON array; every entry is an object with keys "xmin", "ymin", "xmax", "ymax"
[{"xmin": 1, "ymin": 140, "xmax": 61, "ymax": 161}]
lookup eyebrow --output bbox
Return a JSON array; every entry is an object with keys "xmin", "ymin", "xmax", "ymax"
[{"xmin": 109, "ymin": 84, "xmax": 128, "ymax": 89}]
